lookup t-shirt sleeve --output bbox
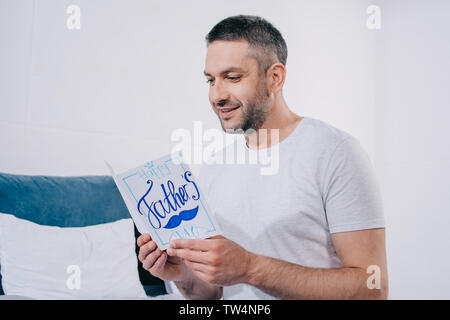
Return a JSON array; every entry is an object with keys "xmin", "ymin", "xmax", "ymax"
[{"xmin": 321, "ymin": 136, "xmax": 385, "ymax": 233}]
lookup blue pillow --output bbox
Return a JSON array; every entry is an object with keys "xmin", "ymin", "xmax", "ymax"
[{"xmin": 0, "ymin": 172, "xmax": 166, "ymax": 297}]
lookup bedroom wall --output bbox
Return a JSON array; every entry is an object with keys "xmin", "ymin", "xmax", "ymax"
[
  {"xmin": 0, "ymin": 0, "xmax": 375, "ymax": 177},
  {"xmin": 374, "ymin": 0, "xmax": 450, "ymax": 299}
]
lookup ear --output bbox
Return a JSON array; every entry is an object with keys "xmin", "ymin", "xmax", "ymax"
[{"xmin": 266, "ymin": 62, "xmax": 286, "ymax": 94}]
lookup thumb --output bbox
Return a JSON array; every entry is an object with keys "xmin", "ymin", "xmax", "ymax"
[{"xmin": 209, "ymin": 235, "xmax": 225, "ymax": 240}]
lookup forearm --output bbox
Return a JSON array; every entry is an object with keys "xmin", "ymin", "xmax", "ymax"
[
  {"xmin": 174, "ymin": 268, "xmax": 223, "ymax": 300},
  {"xmin": 245, "ymin": 254, "xmax": 387, "ymax": 300}
]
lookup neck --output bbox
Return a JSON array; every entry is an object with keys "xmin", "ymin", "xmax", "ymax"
[{"xmin": 245, "ymin": 94, "xmax": 302, "ymax": 150}]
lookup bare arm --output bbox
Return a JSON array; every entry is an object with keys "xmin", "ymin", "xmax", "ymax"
[
  {"xmin": 169, "ymin": 228, "xmax": 388, "ymax": 300},
  {"xmin": 245, "ymin": 228, "xmax": 388, "ymax": 299}
]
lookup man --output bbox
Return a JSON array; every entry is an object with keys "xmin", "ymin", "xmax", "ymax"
[{"xmin": 137, "ymin": 15, "xmax": 388, "ymax": 300}]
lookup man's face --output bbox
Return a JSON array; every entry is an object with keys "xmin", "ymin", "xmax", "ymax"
[{"xmin": 204, "ymin": 40, "xmax": 271, "ymax": 133}]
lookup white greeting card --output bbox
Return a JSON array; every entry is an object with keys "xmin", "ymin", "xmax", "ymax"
[{"xmin": 105, "ymin": 153, "xmax": 221, "ymax": 250}]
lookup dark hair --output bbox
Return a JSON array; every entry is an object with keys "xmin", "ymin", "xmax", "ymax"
[{"xmin": 205, "ymin": 15, "xmax": 288, "ymax": 75}]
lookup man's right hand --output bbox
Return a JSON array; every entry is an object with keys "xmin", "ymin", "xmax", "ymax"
[{"xmin": 137, "ymin": 233, "xmax": 190, "ymax": 282}]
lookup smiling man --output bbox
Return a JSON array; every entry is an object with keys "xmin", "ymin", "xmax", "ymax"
[{"xmin": 137, "ymin": 15, "xmax": 388, "ymax": 300}]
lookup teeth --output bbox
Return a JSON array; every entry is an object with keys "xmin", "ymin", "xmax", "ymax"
[{"xmin": 222, "ymin": 107, "xmax": 238, "ymax": 113}]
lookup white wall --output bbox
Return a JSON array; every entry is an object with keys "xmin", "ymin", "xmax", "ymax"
[
  {"xmin": 374, "ymin": 0, "xmax": 450, "ymax": 299},
  {"xmin": 2, "ymin": 0, "xmax": 448, "ymax": 298},
  {"xmin": 0, "ymin": 0, "xmax": 375, "ymax": 176}
]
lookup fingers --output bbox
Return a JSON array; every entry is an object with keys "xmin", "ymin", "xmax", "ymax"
[
  {"xmin": 138, "ymin": 240, "xmax": 157, "ymax": 262},
  {"xmin": 137, "ymin": 235, "xmax": 169, "ymax": 276},
  {"xmin": 184, "ymin": 259, "xmax": 212, "ymax": 274},
  {"xmin": 167, "ymin": 247, "xmax": 210, "ymax": 264},
  {"xmin": 142, "ymin": 248, "xmax": 164, "ymax": 271},
  {"xmin": 183, "ymin": 260, "xmax": 217, "ymax": 284},
  {"xmin": 151, "ymin": 251, "xmax": 168, "ymax": 274},
  {"xmin": 209, "ymin": 235, "xmax": 225, "ymax": 240},
  {"xmin": 170, "ymin": 238, "xmax": 213, "ymax": 251},
  {"xmin": 137, "ymin": 233, "xmax": 152, "ymax": 247}
]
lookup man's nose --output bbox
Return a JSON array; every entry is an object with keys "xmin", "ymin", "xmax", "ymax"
[{"xmin": 210, "ymin": 81, "xmax": 229, "ymax": 106}]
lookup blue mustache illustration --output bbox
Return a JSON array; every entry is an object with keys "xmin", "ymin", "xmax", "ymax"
[{"xmin": 163, "ymin": 206, "xmax": 199, "ymax": 229}]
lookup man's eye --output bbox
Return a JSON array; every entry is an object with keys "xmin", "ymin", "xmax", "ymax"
[
  {"xmin": 228, "ymin": 76, "xmax": 241, "ymax": 81},
  {"xmin": 206, "ymin": 79, "xmax": 214, "ymax": 84}
]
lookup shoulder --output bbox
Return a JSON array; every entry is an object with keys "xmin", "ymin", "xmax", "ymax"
[
  {"xmin": 300, "ymin": 117, "xmax": 353, "ymax": 148},
  {"xmin": 295, "ymin": 117, "xmax": 362, "ymax": 165},
  {"xmin": 298, "ymin": 118, "xmax": 372, "ymax": 182}
]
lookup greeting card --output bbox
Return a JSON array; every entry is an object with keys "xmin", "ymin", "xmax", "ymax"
[{"xmin": 105, "ymin": 153, "xmax": 221, "ymax": 250}]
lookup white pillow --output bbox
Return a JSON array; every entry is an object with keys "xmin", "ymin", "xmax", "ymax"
[{"xmin": 0, "ymin": 213, "xmax": 146, "ymax": 299}]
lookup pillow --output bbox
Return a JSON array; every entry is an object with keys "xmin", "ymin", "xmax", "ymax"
[{"xmin": 0, "ymin": 214, "xmax": 147, "ymax": 299}]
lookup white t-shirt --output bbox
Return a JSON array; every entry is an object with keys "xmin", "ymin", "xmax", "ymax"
[{"xmin": 197, "ymin": 116, "xmax": 385, "ymax": 300}]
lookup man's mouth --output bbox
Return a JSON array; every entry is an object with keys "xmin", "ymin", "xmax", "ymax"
[{"xmin": 218, "ymin": 106, "xmax": 240, "ymax": 119}]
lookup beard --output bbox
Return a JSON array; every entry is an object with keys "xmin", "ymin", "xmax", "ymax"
[{"xmin": 220, "ymin": 78, "xmax": 271, "ymax": 134}]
